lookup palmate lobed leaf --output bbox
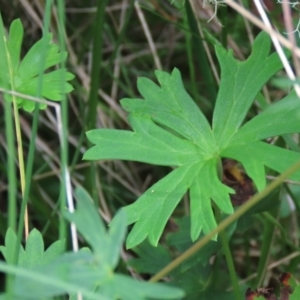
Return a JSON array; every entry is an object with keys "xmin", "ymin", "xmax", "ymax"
[
  {"xmin": 85, "ymin": 31, "xmax": 300, "ymax": 249},
  {"xmin": 0, "ymin": 17, "xmax": 74, "ymax": 112}
]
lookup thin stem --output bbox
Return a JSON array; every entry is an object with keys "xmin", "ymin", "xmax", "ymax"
[
  {"xmin": 12, "ymin": 103, "xmax": 29, "ymax": 240},
  {"xmin": 3, "ymin": 19, "xmax": 30, "ymax": 239}
]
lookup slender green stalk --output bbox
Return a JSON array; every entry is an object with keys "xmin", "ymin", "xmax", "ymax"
[
  {"xmin": 85, "ymin": 0, "xmax": 108, "ymax": 201},
  {"xmin": 253, "ymin": 212, "xmax": 276, "ymax": 288},
  {"xmin": 4, "ymin": 61, "xmax": 17, "ymax": 300},
  {"xmin": 219, "ymin": 4, "xmax": 228, "ymax": 48},
  {"xmin": 107, "ymin": 0, "xmax": 135, "ymax": 67},
  {"xmin": 183, "ymin": 5, "xmax": 197, "ymax": 101},
  {"xmin": 0, "ymin": 15, "xmax": 17, "ymax": 235},
  {"xmin": 12, "ymin": 103, "xmax": 29, "ymax": 237},
  {"xmin": 2, "ymin": 17, "xmax": 30, "ymax": 238},
  {"xmin": 149, "ymin": 159, "xmax": 300, "ymax": 282},
  {"xmin": 0, "ymin": 12, "xmax": 17, "ymax": 300},
  {"xmin": 185, "ymin": 0, "xmax": 217, "ymax": 103},
  {"xmin": 260, "ymin": 211, "xmax": 298, "ymax": 251},
  {"xmin": 86, "ymin": 0, "xmax": 108, "ymax": 130},
  {"xmin": 56, "ymin": 0, "xmax": 69, "ymax": 243}
]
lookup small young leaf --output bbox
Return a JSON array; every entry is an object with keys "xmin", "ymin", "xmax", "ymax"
[
  {"xmin": 19, "ymin": 229, "xmax": 45, "ymax": 268},
  {"xmin": 0, "ymin": 16, "xmax": 74, "ymax": 112},
  {"xmin": 16, "ymin": 68, "xmax": 74, "ymax": 101},
  {"xmin": 0, "ymin": 228, "xmax": 64, "ymax": 269},
  {"xmin": 0, "ymin": 228, "xmax": 24, "ymax": 265}
]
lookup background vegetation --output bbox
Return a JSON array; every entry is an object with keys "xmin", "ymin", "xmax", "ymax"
[{"xmin": 1, "ymin": 0, "xmax": 300, "ymax": 299}]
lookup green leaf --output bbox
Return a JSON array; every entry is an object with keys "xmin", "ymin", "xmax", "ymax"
[
  {"xmin": 128, "ymin": 240, "xmax": 172, "ymax": 274},
  {"xmin": 0, "ymin": 228, "xmax": 25, "ymax": 265},
  {"xmin": 231, "ymin": 90, "xmax": 300, "ymax": 144},
  {"xmin": 0, "ymin": 228, "xmax": 64, "ymax": 269},
  {"xmin": 65, "ymin": 187, "xmax": 184, "ymax": 300},
  {"xmin": 222, "ymin": 141, "xmax": 300, "ymax": 184},
  {"xmin": 7, "ymin": 19, "xmax": 23, "ymax": 73},
  {"xmin": 12, "ymin": 251, "xmax": 108, "ymax": 300},
  {"xmin": 0, "ymin": 15, "xmax": 10, "ymax": 89},
  {"xmin": 166, "ymin": 216, "xmax": 223, "ymax": 271},
  {"xmin": 0, "ymin": 16, "xmax": 74, "ymax": 112},
  {"xmin": 17, "ymin": 34, "xmax": 66, "ymax": 80},
  {"xmin": 85, "ymin": 31, "xmax": 300, "ymax": 249},
  {"xmin": 84, "ymin": 114, "xmax": 202, "ymax": 166},
  {"xmin": 221, "ymin": 145, "xmax": 267, "ymax": 192},
  {"xmin": 98, "ymin": 274, "xmax": 184, "ymax": 300},
  {"xmin": 190, "ymin": 158, "xmax": 234, "ymax": 240},
  {"xmin": 65, "ymin": 186, "xmax": 126, "ymax": 268},
  {"xmin": 291, "ymin": 286, "xmax": 300, "ymax": 300},
  {"xmin": 0, "ymin": 187, "xmax": 184, "ymax": 300},
  {"xmin": 212, "ymin": 31, "xmax": 284, "ymax": 149},
  {"xmin": 121, "ymin": 68, "xmax": 217, "ymax": 154},
  {"xmin": 17, "ymin": 69, "xmax": 74, "ymax": 100},
  {"xmin": 120, "ymin": 163, "xmax": 200, "ymax": 248},
  {"xmin": 19, "ymin": 229, "xmax": 45, "ymax": 268}
]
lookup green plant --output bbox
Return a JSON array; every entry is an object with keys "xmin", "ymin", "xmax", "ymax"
[
  {"xmin": 0, "ymin": 187, "xmax": 184, "ymax": 299},
  {"xmin": 0, "ymin": 15, "xmax": 74, "ymax": 241},
  {"xmin": 0, "ymin": 18, "xmax": 74, "ymax": 112},
  {"xmin": 2, "ymin": 4, "xmax": 300, "ymax": 299},
  {"xmin": 84, "ymin": 31, "xmax": 300, "ymax": 250}
]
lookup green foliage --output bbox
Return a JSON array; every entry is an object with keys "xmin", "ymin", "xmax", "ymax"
[
  {"xmin": 84, "ymin": 32, "xmax": 300, "ymax": 249},
  {"xmin": 0, "ymin": 228, "xmax": 64, "ymax": 267},
  {"xmin": 291, "ymin": 286, "xmax": 300, "ymax": 300},
  {"xmin": 129, "ymin": 217, "xmax": 235, "ymax": 299},
  {"xmin": 0, "ymin": 187, "xmax": 184, "ymax": 300},
  {"xmin": 0, "ymin": 17, "xmax": 74, "ymax": 112}
]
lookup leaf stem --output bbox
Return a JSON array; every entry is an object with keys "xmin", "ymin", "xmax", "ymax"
[{"xmin": 12, "ymin": 103, "xmax": 29, "ymax": 239}]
